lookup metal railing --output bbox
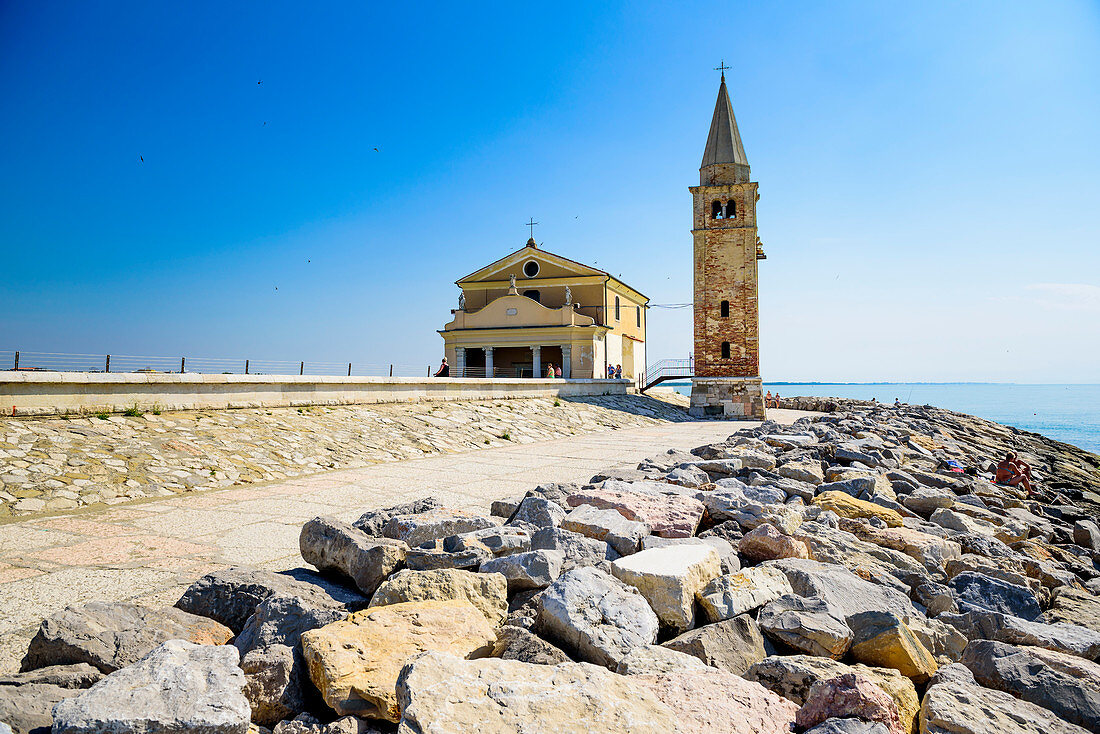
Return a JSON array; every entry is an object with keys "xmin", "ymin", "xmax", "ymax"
[
  {"xmin": 0, "ymin": 350, "xmax": 434, "ymax": 378},
  {"xmin": 642, "ymin": 358, "xmax": 694, "ymax": 391}
]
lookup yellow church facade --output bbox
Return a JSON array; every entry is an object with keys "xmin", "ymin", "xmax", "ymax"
[{"xmin": 440, "ymin": 239, "xmax": 648, "ymax": 381}]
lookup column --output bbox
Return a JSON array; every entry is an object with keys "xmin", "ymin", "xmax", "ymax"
[
  {"xmin": 455, "ymin": 347, "xmax": 466, "ymax": 378},
  {"xmin": 484, "ymin": 347, "xmax": 494, "ymax": 379},
  {"xmin": 532, "ymin": 345, "xmax": 541, "ymax": 378},
  {"xmin": 561, "ymin": 345, "xmax": 572, "ymax": 379}
]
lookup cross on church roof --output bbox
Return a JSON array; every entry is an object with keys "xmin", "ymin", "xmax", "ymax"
[
  {"xmin": 525, "ymin": 217, "xmax": 538, "ymax": 239},
  {"xmin": 714, "ymin": 60, "xmax": 730, "ymax": 81}
]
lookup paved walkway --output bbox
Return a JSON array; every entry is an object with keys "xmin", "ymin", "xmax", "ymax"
[{"xmin": 0, "ymin": 410, "xmax": 810, "ymax": 673}]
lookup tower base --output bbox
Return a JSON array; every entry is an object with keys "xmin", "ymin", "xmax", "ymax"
[{"xmin": 689, "ymin": 377, "xmax": 765, "ymax": 420}]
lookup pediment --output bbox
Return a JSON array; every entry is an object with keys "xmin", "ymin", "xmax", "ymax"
[{"xmin": 458, "ymin": 246, "xmax": 606, "ymax": 284}]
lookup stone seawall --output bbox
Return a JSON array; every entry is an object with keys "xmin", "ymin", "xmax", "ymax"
[
  {"xmin": 0, "ymin": 372, "xmax": 634, "ymax": 417},
  {"xmin": 0, "ymin": 393, "xmax": 690, "ymax": 519}
]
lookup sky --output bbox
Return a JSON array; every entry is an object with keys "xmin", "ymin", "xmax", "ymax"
[{"xmin": 1, "ymin": 1, "xmax": 1098, "ymax": 382}]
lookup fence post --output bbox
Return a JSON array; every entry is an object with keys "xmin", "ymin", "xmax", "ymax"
[
  {"xmin": 348, "ymin": 363, "xmax": 352, "ymax": 377},
  {"xmin": 389, "ymin": 364, "xmax": 393, "ymax": 377},
  {"xmin": 13, "ymin": 352, "xmax": 18, "ymax": 370},
  {"xmin": 427, "ymin": 365, "xmax": 431, "ymax": 377},
  {"xmin": 105, "ymin": 354, "xmax": 111, "ymax": 373},
  {"xmin": 245, "ymin": 359, "xmax": 249, "ymax": 375},
  {"xmin": 300, "ymin": 361, "xmax": 304, "ymax": 375},
  {"xmin": 180, "ymin": 356, "xmax": 186, "ymax": 373}
]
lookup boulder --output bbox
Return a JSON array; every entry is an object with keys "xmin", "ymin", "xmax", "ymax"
[
  {"xmin": 610, "ymin": 544, "xmax": 721, "ymax": 631},
  {"xmin": 930, "ymin": 508, "xmax": 997, "ymax": 537},
  {"xmin": 442, "ymin": 526, "xmax": 530, "ymax": 556},
  {"xmin": 642, "ymin": 535, "xmax": 741, "ymax": 574},
  {"xmin": 740, "ymin": 523, "xmax": 811, "ymax": 562},
  {"xmin": 1075, "ymin": 521, "xmax": 1100, "ymax": 552},
  {"xmin": 560, "ymin": 504, "xmax": 649, "ymax": 556},
  {"xmin": 907, "ymin": 615, "xmax": 968, "ymax": 664},
  {"xmin": 0, "ymin": 682, "xmax": 82, "ymax": 734},
  {"xmin": 615, "ymin": 645, "xmax": 709, "ymax": 675},
  {"xmin": 480, "ymin": 549, "xmax": 563, "ymax": 591},
  {"xmin": 745, "ymin": 655, "xmax": 919, "ymax": 734},
  {"xmin": 817, "ymin": 477, "xmax": 879, "ymax": 500},
  {"xmin": 368, "ymin": 568, "xmax": 508, "ymax": 626},
  {"xmin": 299, "ymin": 517, "xmax": 408, "ymax": 596},
  {"xmin": 176, "ymin": 566, "xmax": 359, "ymax": 633},
  {"xmin": 394, "ymin": 651, "xmax": 679, "ymax": 733},
  {"xmin": 404, "ymin": 545, "xmax": 488, "ymax": 571},
  {"xmin": 697, "ymin": 566, "xmax": 794, "ymax": 622},
  {"xmin": 965, "ymin": 610, "xmax": 1100, "ymax": 660},
  {"xmin": 839, "ymin": 521, "xmax": 961, "ymax": 571},
  {"xmin": 961, "ymin": 640, "xmax": 1100, "ymax": 732},
  {"xmin": 300, "ymin": 599, "xmax": 496, "ymax": 721},
  {"xmin": 536, "ymin": 566, "xmax": 659, "ymax": 668},
  {"xmin": 725, "ymin": 448, "xmax": 778, "ymax": 470},
  {"xmin": 778, "ymin": 460, "xmax": 824, "ymax": 485},
  {"xmin": 662, "ymin": 615, "xmax": 767, "ymax": 675},
  {"xmin": 382, "ymin": 509, "xmax": 497, "ymax": 547},
  {"xmin": 928, "ymin": 662, "xmax": 976, "ymax": 687},
  {"xmin": 490, "ymin": 625, "xmax": 570, "ymax": 665},
  {"xmin": 902, "ymin": 488, "xmax": 955, "ymax": 517},
  {"xmin": 949, "ymin": 571, "xmax": 1041, "ymax": 621},
  {"xmin": 847, "ymin": 611, "xmax": 938, "ymax": 682},
  {"xmin": 20, "ymin": 602, "xmax": 232, "ymax": 674},
  {"xmin": 795, "ymin": 673, "xmax": 904, "ymax": 734},
  {"xmin": 913, "ymin": 582, "xmax": 958, "ymax": 617},
  {"xmin": 758, "ymin": 595, "xmax": 853, "ymax": 658},
  {"xmin": 629, "ymin": 667, "xmax": 801, "ymax": 734},
  {"xmin": 353, "ymin": 497, "xmax": 443, "ymax": 536},
  {"xmin": 508, "ymin": 496, "xmax": 567, "ymax": 528},
  {"xmin": 1049, "ymin": 587, "xmax": 1100, "ymax": 634},
  {"xmin": 766, "ymin": 558, "xmax": 917, "ymax": 622},
  {"xmin": 52, "ymin": 640, "xmax": 249, "ymax": 734},
  {"xmin": 815, "ymin": 492, "xmax": 904, "ymax": 527},
  {"xmin": 792, "ymin": 524, "xmax": 928, "ymax": 589},
  {"xmin": 0, "ymin": 663, "xmax": 103, "ymax": 689},
  {"xmin": 919, "ymin": 680, "xmax": 1092, "ymax": 734},
  {"xmin": 240, "ymin": 644, "xmax": 304, "ymax": 727},
  {"xmin": 235, "ymin": 595, "xmax": 348, "ymax": 654},
  {"xmin": 530, "ymin": 525, "xmax": 619, "ymax": 571},
  {"xmin": 566, "ymin": 480, "xmax": 705, "ymax": 538},
  {"xmin": 805, "ymin": 719, "xmax": 888, "ymax": 734}
]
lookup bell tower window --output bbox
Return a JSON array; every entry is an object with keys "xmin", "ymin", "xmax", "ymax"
[
  {"xmin": 614, "ymin": 296, "xmax": 621, "ymax": 320},
  {"xmin": 721, "ymin": 341, "xmax": 731, "ymax": 359},
  {"xmin": 711, "ymin": 200, "xmax": 723, "ymax": 219},
  {"xmin": 720, "ymin": 300, "xmax": 730, "ymax": 318},
  {"xmin": 725, "ymin": 200, "xmax": 736, "ymax": 219}
]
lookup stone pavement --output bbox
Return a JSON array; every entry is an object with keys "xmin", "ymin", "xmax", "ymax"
[{"xmin": 0, "ymin": 409, "xmax": 812, "ymax": 674}]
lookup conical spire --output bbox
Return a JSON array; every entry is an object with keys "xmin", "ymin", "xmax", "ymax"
[{"xmin": 700, "ymin": 74, "xmax": 749, "ymax": 184}]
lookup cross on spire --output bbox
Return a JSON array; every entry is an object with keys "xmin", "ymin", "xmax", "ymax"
[
  {"xmin": 525, "ymin": 217, "xmax": 539, "ymax": 239},
  {"xmin": 714, "ymin": 60, "xmax": 730, "ymax": 82}
]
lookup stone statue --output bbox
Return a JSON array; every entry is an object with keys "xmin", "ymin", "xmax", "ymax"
[
  {"xmin": 565, "ymin": 286, "xmax": 572, "ymax": 306},
  {"xmin": 509, "ymin": 274, "xmax": 516, "ymax": 289},
  {"xmin": 458, "ymin": 291, "xmax": 466, "ymax": 310}
]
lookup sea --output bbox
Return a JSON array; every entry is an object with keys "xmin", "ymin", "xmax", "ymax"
[{"xmin": 668, "ymin": 383, "xmax": 1100, "ymax": 455}]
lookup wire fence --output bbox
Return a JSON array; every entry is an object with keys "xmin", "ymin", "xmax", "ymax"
[{"xmin": 0, "ymin": 350, "xmax": 437, "ymax": 377}]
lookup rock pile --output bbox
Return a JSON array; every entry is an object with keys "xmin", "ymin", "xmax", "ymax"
[{"xmin": 4, "ymin": 399, "xmax": 1100, "ymax": 733}]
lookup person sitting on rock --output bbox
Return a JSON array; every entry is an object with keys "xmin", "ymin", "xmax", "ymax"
[
  {"xmin": 996, "ymin": 451, "xmax": 1033, "ymax": 495},
  {"xmin": 434, "ymin": 358, "xmax": 449, "ymax": 377},
  {"xmin": 545, "ymin": 363, "xmax": 555, "ymax": 379}
]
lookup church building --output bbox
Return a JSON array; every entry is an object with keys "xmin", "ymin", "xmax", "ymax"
[{"xmin": 439, "ymin": 239, "xmax": 648, "ymax": 380}]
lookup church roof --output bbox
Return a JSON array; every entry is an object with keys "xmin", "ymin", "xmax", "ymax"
[{"xmin": 700, "ymin": 75, "xmax": 749, "ymax": 169}]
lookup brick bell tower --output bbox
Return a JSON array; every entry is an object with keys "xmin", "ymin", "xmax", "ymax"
[{"xmin": 689, "ymin": 66, "xmax": 766, "ymax": 419}]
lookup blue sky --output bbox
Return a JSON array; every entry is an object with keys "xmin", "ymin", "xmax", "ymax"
[{"xmin": 2, "ymin": 1, "xmax": 1098, "ymax": 382}]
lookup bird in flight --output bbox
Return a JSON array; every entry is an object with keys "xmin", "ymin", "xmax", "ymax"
[
  {"xmin": 373, "ymin": 147, "xmax": 380, "ymax": 152},
  {"xmin": 257, "ymin": 80, "xmax": 263, "ymax": 85},
  {"xmin": 139, "ymin": 156, "xmax": 144, "ymax": 163}
]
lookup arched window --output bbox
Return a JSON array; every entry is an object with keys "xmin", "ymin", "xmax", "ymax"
[
  {"xmin": 523, "ymin": 289, "xmax": 541, "ymax": 303},
  {"xmin": 720, "ymin": 300, "xmax": 730, "ymax": 318},
  {"xmin": 711, "ymin": 200, "xmax": 723, "ymax": 219},
  {"xmin": 721, "ymin": 342, "xmax": 731, "ymax": 359},
  {"xmin": 725, "ymin": 200, "xmax": 736, "ymax": 219},
  {"xmin": 614, "ymin": 296, "xmax": 621, "ymax": 320}
]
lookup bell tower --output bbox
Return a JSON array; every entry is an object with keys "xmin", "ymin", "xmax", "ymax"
[{"xmin": 689, "ymin": 66, "xmax": 766, "ymax": 419}]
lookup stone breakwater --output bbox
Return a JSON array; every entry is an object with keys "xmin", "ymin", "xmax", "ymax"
[
  {"xmin": 6, "ymin": 400, "xmax": 1100, "ymax": 733},
  {"xmin": 0, "ymin": 394, "xmax": 689, "ymax": 519}
]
